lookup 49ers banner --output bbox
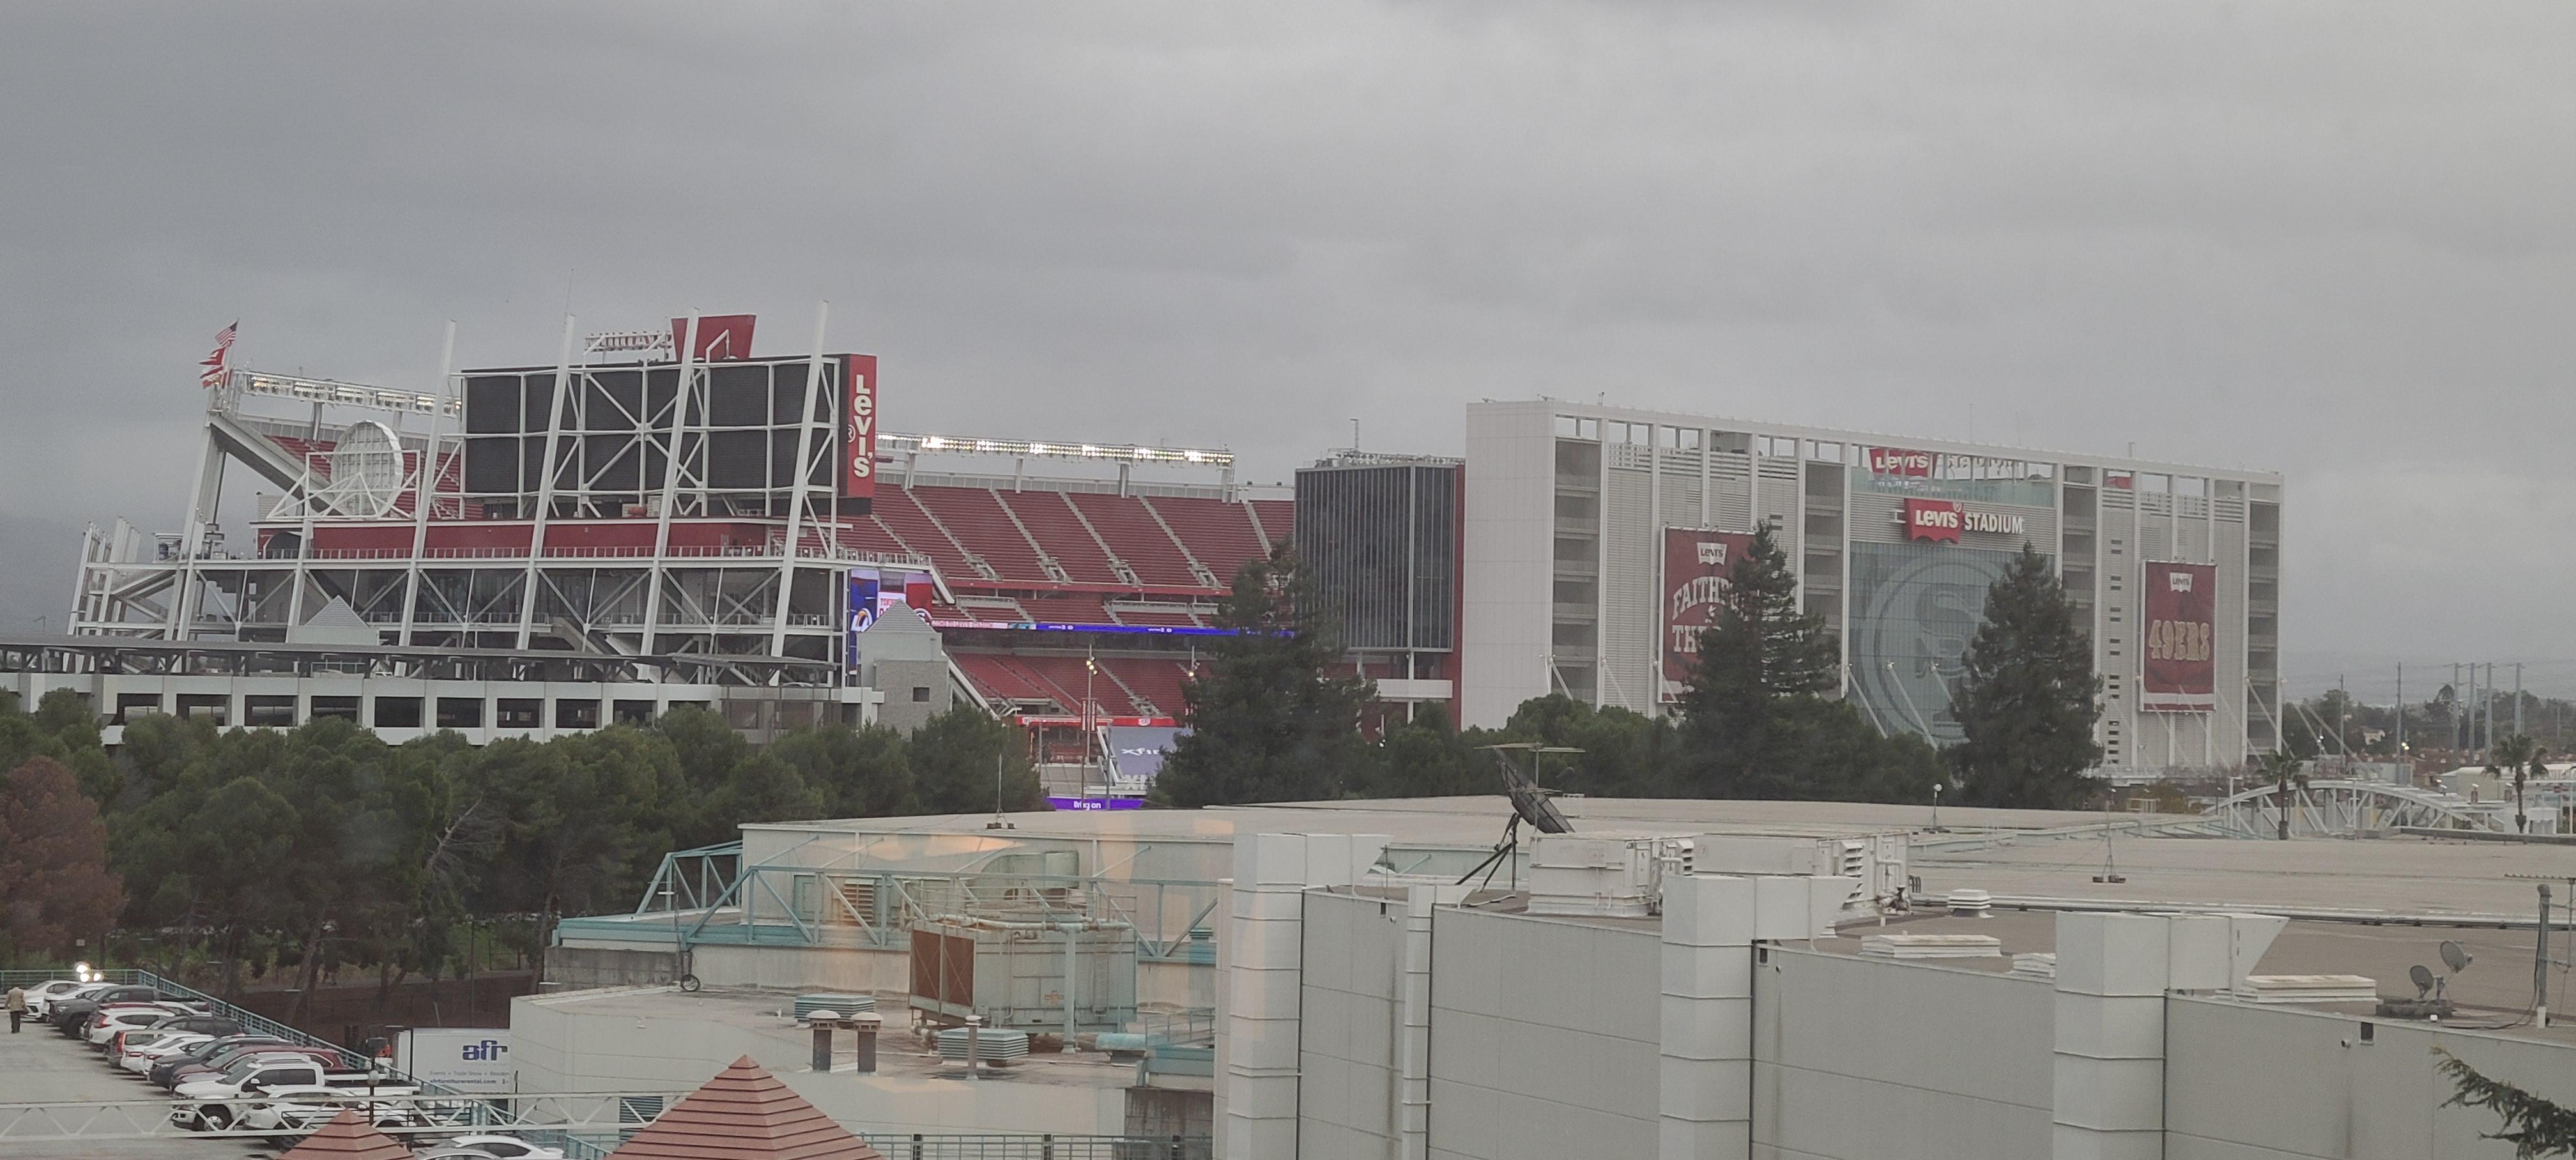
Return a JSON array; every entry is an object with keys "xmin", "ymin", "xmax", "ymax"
[
  {"xmin": 2141, "ymin": 561, "xmax": 2217, "ymax": 713},
  {"xmin": 1662, "ymin": 527, "xmax": 1756, "ymax": 699}
]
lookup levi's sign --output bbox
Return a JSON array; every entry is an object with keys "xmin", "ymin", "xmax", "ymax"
[
  {"xmin": 1869, "ymin": 446, "xmax": 1934, "ymax": 477},
  {"xmin": 1901, "ymin": 498, "xmax": 2024, "ymax": 542}
]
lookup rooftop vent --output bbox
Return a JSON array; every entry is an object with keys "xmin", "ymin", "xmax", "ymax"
[
  {"xmin": 1859, "ymin": 933, "xmax": 2004, "ymax": 961},
  {"xmin": 1944, "ymin": 889, "xmax": 1993, "ymax": 918}
]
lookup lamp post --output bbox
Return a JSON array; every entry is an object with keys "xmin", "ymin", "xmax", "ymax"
[{"xmin": 1930, "ymin": 782, "xmax": 1943, "ymax": 832}]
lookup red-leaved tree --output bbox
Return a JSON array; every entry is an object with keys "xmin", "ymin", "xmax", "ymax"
[{"xmin": 0, "ymin": 756, "xmax": 126, "ymax": 960}]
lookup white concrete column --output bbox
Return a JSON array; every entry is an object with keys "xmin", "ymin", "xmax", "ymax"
[
  {"xmin": 2051, "ymin": 912, "xmax": 2170, "ymax": 1160},
  {"xmin": 1219, "ymin": 832, "xmax": 1389, "ymax": 1160},
  {"xmin": 1659, "ymin": 873, "xmax": 1756, "ymax": 1160}
]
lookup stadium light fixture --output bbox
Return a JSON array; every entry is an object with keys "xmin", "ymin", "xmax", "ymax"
[{"xmin": 883, "ymin": 431, "xmax": 1233, "ymax": 468}]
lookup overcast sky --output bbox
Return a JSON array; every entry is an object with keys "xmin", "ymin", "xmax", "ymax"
[{"xmin": 5, "ymin": 2, "xmax": 2575, "ymax": 699}]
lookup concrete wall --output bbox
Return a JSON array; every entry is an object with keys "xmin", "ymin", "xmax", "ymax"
[
  {"xmin": 1425, "ymin": 906, "xmax": 1662, "ymax": 1160},
  {"xmin": 2165, "ymin": 995, "xmax": 2576, "ymax": 1159},
  {"xmin": 1296, "ymin": 889, "xmax": 1407, "ymax": 1158},
  {"xmin": 1459, "ymin": 401, "xmax": 1557, "ymax": 728},
  {"xmin": 1751, "ymin": 947, "xmax": 2053, "ymax": 1159}
]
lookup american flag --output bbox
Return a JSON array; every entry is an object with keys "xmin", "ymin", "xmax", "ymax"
[{"xmin": 198, "ymin": 321, "xmax": 237, "ymax": 389}]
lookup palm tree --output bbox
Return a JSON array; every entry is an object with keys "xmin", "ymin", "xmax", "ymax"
[
  {"xmin": 2486, "ymin": 733, "xmax": 2548, "ymax": 834},
  {"xmin": 2255, "ymin": 749, "xmax": 2306, "ymax": 840}
]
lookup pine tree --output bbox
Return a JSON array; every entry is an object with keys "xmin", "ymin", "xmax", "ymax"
[
  {"xmin": 1154, "ymin": 544, "xmax": 1372, "ymax": 806},
  {"xmin": 1947, "ymin": 544, "xmax": 2103, "ymax": 809},
  {"xmin": 1676, "ymin": 524, "xmax": 1843, "ymax": 798}
]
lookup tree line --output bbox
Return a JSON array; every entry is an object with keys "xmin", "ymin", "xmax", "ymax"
[
  {"xmin": 1156, "ymin": 529, "xmax": 2104, "ymax": 811},
  {"xmin": 0, "ymin": 693, "xmax": 1039, "ymax": 1014}
]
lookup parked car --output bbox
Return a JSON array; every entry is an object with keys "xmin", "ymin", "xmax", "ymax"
[
  {"xmin": 118, "ymin": 1030, "xmax": 217, "ymax": 1072},
  {"xmin": 19, "ymin": 979, "xmax": 102, "ymax": 1019},
  {"xmin": 146, "ymin": 1034, "xmax": 282, "ymax": 1086},
  {"xmin": 84, "ymin": 1002, "xmax": 195, "ymax": 1047},
  {"xmin": 412, "ymin": 1135, "xmax": 569, "ymax": 1160},
  {"xmin": 173, "ymin": 1051, "xmax": 374, "ymax": 1100},
  {"xmin": 50, "ymin": 985, "xmax": 196, "ymax": 1035},
  {"xmin": 154, "ymin": 1039, "xmax": 323, "ymax": 1088},
  {"xmin": 111, "ymin": 1014, "xmax": 245, "ymax": 1059},
  {"xmin": 175, "ymin": 1084, "xmax": 422, "ymax": 1134}
]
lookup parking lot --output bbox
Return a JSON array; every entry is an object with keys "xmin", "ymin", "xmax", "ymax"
[{"xmin": 0, "ymin": 1021, "xmax": 220, "ymax": 1159}]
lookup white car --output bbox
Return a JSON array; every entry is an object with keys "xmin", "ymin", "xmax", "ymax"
[
  {"xmin": 183, "ymin": 1085, "xmax": 422, "ymax": 1134},
  {"xmin": 172, "ymin": 1053, "xmax": 364, "ymax": 1101},
  {"xmin": 22, "ymin": 980, "xmax": 105, "ymax": 1019},
  {"xmin": 413, "ymin": 1135, "xmax": 569, "ymax": 1160},
  {"xmin": 120, "ymin": 1030, "xmax": 215, "ymax": 1072},
  {"xmin": 83, "ymin": 1003, "xmax": 191, "ymax": 1046}
]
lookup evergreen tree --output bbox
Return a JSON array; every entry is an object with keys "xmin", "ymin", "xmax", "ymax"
[
  {"xmin": 1947, "ymin": 544, "xmax": 2103, "ymax": 809},
  {"xmin": 772, "ymin": 723, "xmax": 916, "ymax": 819},
  {"xmin": 1155, "ymin": 544, "xmax": 1372, "ymax": 806},
  {"xmin": 910, "ymin": 703, "xmax": 1043, "ymax": 815},
  {"xmin": 1676, "ymin": 524, "xmax": 1842, "ymax": 798},
  {"xmin": 0, "ymin": 756, "xmax": 126, "ymax": 961},
  {"xmin": 1353, "ymin": 705, "xmax": 1485, "ymax": 799}
]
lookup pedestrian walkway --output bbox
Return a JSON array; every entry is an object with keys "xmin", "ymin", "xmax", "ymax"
[{"xmin": 0, "ymin": 1021, "xmax": 229, "ymax": 1157}]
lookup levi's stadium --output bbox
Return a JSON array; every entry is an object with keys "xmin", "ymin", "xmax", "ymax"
[{"xmin": 15, "ymin": 310, "xmax": 2280, "ymax": 795}]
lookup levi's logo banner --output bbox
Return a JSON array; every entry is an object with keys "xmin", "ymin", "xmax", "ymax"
[
  {"xmin": 1903, "ymin": 498, "xmax": 1961, "ymax": 543},
  {"xmin": 1868, "ymin": 446, "xmax": 1934, "ymax": 476}
]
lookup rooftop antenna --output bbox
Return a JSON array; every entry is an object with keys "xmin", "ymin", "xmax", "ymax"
[
  {"xmin": 985, "ymin": 742, "xmax": 1015, "ymax": 830},
  {"xmin": 2092, "ymin": 799, "xmax": 2126, "ymax": 883},
  {"xmin": 1456, "ymin": 743, "xmax": 1579, "ymax": 892}
]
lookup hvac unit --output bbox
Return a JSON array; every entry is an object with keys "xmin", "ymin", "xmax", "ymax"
[
  {"xmin": 908, "ymin": 915, "xmax": 1138, "ymax": 1034},
  {"xmin": 1684, "ymin": 832, "xmax": 1910, "ymax": 921},
  {"xmin": 1524, "ymin": 833, "xmax": 1678, "ymax": 918}
]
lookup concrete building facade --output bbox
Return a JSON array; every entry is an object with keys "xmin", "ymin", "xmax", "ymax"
[{"xmin": 1462, "ymin": 399, "xmax": 2286, "ymax": 770}]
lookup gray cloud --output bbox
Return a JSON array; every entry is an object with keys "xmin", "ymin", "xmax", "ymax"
[{"xmin": 5, "ymin": 1, "xmax": 2573, "ymax": 696}]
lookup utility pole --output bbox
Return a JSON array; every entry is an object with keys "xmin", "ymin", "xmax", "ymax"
[
  {"xmin": 2395, "ymin": 662, "xmax": 2405, "ymax": 761},
  {"xmin": 2337, "ymin": 673, "xmax": 2347, "ymax": 759},
  {"xmin": 2452, "ymin": 663, "xmax": 2463, "ymax": 752},
  {"xmin": 2487, "ymin": 663, "xmax": 2498, "ymax": 751},
  {"xmin": 2516, "ymin": 663, "xmax": 2525, "ymax": 736}
]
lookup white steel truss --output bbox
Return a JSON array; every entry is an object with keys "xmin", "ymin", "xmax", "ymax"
[{"xmin": 68, "ymin": 314, "xmax": 933, "ymax": 692}]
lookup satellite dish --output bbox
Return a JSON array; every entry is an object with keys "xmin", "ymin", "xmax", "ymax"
[
  {"xmin": 2441, "ymin": 941, "xmax": 2472, "ymax": 973},
  {"xmin": 2409, "ymin": 964, "xmax": 2436, "ymax": 998},
  {"xmin": 1495, "ymin": 745, "xmax": 1575, "ymax": 836}
]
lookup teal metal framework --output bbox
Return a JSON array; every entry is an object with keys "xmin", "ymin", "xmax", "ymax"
[{"xmin": 578, "ymin": 841, "xmax": 1224, "ymax": 965}]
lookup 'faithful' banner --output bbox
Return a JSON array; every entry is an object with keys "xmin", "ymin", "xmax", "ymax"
[
  {"xmin": 1662, "ymin": 527, "xmax": 1756, "ymax": 699},
  {"xmin": 2141, "ymin": 561, "xmax": 2218, "ymax": 713},
  {"xmin": 841, "ymin": 355, "xmax": 878, "ymax": 501}
]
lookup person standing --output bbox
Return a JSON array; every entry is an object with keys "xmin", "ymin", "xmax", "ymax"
[{"xmin": 5, "ymin": 985, "xmax": 25, "ymax": 1033}]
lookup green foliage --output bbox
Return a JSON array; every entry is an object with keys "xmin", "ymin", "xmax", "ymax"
[
  {"xmin": 2255, "ymin": 748, "xmax": 2306, "ymax": 840},
  {"xmin": 0, "ymin": 756, "xmax": 126, "ymax": 961},
  {"xmin": 910, "ymin": 703, "xmax": 1042, "ymax": 815},
  {"xmin": 1354, "ymin": 705, "xmax": 1485, "ymax": 799},
  {"xmin": 0, "ymin": 686, "xmax": 1037, "ymax": 993},
  {"xmin": 2488, "ymin": 733, "xmax": 2549, "ymax": 834},
  {"xmin": 772, "ymin": 723, "xmax": 915, "ymax": 819},
  {"xmin": 1156, "ymin": 544, "xmax": 1373, "ymax": 806},
  {"xmin": 2438, "ymin": 1048, "xmax": 2576, "ymax": 1158},
  {"xmin": 1948, "ymin": 544, "xmax": 2104, "ymax": 809}
]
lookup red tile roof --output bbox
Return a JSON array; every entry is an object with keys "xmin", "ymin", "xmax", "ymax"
[
  {"xmin": 607, "ymin": 1056, "xmax": 882, "ymax": 1160},
  {"xmin": 277, "ymin": 1109, "xmax": 415, "ymax": 1160}
]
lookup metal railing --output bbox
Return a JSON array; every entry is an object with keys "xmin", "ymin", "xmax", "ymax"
[{"xmin": 623, "ymin": 855, "xmax": 1224, "ymax": 963}]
